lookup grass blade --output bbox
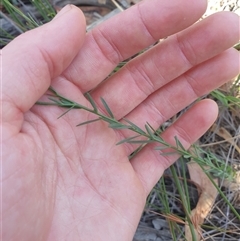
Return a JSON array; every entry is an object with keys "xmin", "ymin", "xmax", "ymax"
[
  {"xmin": 31, "ymin": 0, "xmax": 56, "ymax": 22},
  {"xmin": 3, "ymin": 0, "xmax": 39, "ymax": 30}
]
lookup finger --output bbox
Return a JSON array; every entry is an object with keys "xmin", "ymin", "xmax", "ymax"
[
  {"xmin": 131, "ymin": 99, "xmax": 218, "ymax": 195},
  {"xmin": 115, "ymin": 47, "xmax": 239, "ymax": 157},
  {"xmin": 2, "ymin": 5, "xmax": 86, "ymax": 138},
  {"xmin": 119, "ymin": 48, "xmax": 239, "ymax": 155},
  {"xmin": 63, "ymin": 0, "xmax": 207, "ymax": 92},
  {"xmin": 91, "ymin": 12, "xmax": 239, "ymax": 119}
]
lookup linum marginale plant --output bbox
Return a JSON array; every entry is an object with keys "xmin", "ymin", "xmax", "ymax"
[
  {"xmin": 2, "ymin": 0, "xmax": 240, "ymax": 240},
  {"xmin": 37, "ymin": 88, "xmax": 239, "ymax": 214}
]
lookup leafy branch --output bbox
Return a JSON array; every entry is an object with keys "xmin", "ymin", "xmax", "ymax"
[
  {"xmin": 37, "ymin": 87, "xmax": 240, "ymax": 217},
  {"xmin": 37, "ymin": 87, "xmax": 235, "ymax": 182}
]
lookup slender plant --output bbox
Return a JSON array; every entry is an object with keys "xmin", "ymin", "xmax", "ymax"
[{"xmin": 37, "ymin": 87, "xmax": 239, "ymax": 220}]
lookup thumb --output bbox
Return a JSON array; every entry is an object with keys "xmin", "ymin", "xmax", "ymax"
[{"xmin": 2, "ymin": 5, "xmax": 86, "ymax": 138}]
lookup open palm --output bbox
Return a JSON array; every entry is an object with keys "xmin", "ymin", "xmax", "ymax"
[{"xmin": 2, "ymin": 1, "xmax": 239, "ymax": 241}]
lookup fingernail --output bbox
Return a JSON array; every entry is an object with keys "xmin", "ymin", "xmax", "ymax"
[{"xmin": 54, "ymin": 4, "xmax": 73, "ymax": 19}]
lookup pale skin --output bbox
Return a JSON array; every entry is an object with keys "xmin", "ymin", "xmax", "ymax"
[{"xmin": 2, "ymin": 0, "xmax": 239, "ymax": 240}]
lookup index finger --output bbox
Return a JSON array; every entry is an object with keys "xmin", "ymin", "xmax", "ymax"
[{"xmin": 63, "ymin": 0, "xmax": 207, "ymax": 92}]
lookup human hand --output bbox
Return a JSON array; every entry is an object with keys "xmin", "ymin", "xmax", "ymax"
[{"xmin": 2, "ymin": 1, "xmax": 239, "ymax": 240}]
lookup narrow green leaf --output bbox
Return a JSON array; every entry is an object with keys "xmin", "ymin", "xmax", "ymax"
[
  {"xmin": 58, "ymin": 105, "xmax": 76, "ymax": 119},
  {"xmin": 123, "ymin": 118, "xmax": 146, "ymax": 135},
  {"xmin": 36, "ymin": 101, "xmax": 59, "ymax": 106},
  {"xmin": 127, "ymin": 139, "xmax": 152, "ymax": 144},
  {"xmin": 48, "ymin": 94, "xmax": 77, "ymax": 108},
  {"xmin": 100, "ymin": 116, "xmax": 114, "ymax": 124},
  {"xmin": 191, "ymin": 145, "xmax": 200, "ymax": 158},
  {"xmin": 154, "ymin": 146, "xmax": 168, "ymax": 151},
  {"xmin": 100, "ymin": 97, "xmax": 114, "ymax": 118},
  {"xmin": 48, "ymin": 86, "xmax": 58, "ymax": 95},
  {"xmin": 129, "ymin": 144, "xmax": 144, "ymax": 159},
  {"xmin": 146, "ymin": 122, "xmax": 164, "ymax": 142},
  {"xmin": 211, "ymin": 90, "xmax": 229, "ymax": 106},
  {"xmin": 145, "ymin": 124, "xmax": 155, "ymax": 139},
  {"xmin": 86, "ymin": 93, "xmax": 98, "ymax": 112},
  {"xmin": 59, "ymin": 98, "xmax": 74, "ymax": 105},
  {"xmin": 116, "ymin": 135, "xmax": 141, "ymax": 145},
  {"xmin": 182, "ymin": 154, "xmax": 192, "ymax": 159},
  {"xmin": 48, "ymin": 97, "xmax": 62, "ymax": 105},
  {"xmin": 152, "ymin": 135, "xmax": 165, "ymax": 144},
  {"xmin": 160, "ymin": 151, "xmax": 178, "ymax": 156},
  {"xmin": 109, "ymin": 122, "xmax": 130, "ymax": 129},
  {"xmin": 146, "ymin": 122, "xmax": 155, "ymax": 132},
  {"xmin": 234, "ymin": 42, "xmax": 240, "ymax": 50},
  {"xmin": 77, "ymin": 118, "xmax": 100, "ymax": 126},
  {"xmin": 174, "ymin": 136, "xmax": 186, "ymax": 151}
]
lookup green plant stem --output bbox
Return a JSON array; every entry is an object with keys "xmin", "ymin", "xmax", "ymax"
[
  {"xmin": 36, "ymin": 87, "xmax": 235, "ymax": 182},
  {"xmin": 37, "ymin": 87, "xmax": 239, "ymax": 221}
]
